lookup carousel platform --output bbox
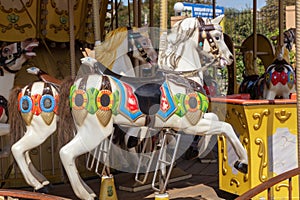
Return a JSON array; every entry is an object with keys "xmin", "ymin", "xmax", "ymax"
[{"xmin": 43, "ymin": 154, "xmax": 238, "ymax": 200}]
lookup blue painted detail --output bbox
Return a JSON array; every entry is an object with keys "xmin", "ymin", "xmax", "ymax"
[
  {"xmin": 20, "ymin": 95, "xmax": 32, "ymax": 113},
  {"xmin": 40, "ymin": 94, "xmax": 55, "ymax": 112},
  {"xmin": 110, "ymin": 77, "xmax": 143, "ymax": 121},
  {"xmin": 157, "ymin": 82, "xmax": 177, "ymax": 121}
]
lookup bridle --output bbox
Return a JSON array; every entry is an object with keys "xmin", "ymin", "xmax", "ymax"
[
  {"xmin": 197, "ymin": 18, "xmax": 221, "ymax": 58},
  {"xmin": 127, "ymin": 28, "xmax": 154, "ymax": 64},
  {"xmin": 0, "ymin": 42, "xmax": 27, "ymax": 74}
]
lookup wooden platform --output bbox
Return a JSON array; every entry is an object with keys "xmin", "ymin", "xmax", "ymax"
[{"xmin": 2, "ymin": 156, "xmax": 238, "ymax": 199}]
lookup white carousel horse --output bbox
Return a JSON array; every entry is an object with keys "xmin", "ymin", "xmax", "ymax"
[
  {"xmin": 239, "ymin": 44, "xmax": 295, "ymax": 100},
  {"xmin": 0, "ymin": 39, "xmax": 39, "ymax": 126},
  {"xmin": 0, "ymin": 38, "xmax": 38, "ymax": 160},
  {"xmin": 8, "ymin": 27, "xmax": 157, "ymax": 193},
  {"xmin": 57, "ymin": 16, "xmax": 247, "ymax": 200},
  {"xmin": 93, "ymin": 26, "xmax": 157, "ymax": 77}
]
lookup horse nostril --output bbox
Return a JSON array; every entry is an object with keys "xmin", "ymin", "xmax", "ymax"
[{"xmin": 229, "ymin": 55, "xmax": 234, "ymax": 61}]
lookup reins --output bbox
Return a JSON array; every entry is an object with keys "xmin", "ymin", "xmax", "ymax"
[
  {"xmin": 127, "ymin": 27, "xmax": 154, "ymax": 64},
  {"xmin": 158, "ymin": 57, "xmax": 218, "ymax": 78}
]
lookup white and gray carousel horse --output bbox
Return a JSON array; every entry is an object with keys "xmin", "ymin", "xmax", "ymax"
[
  {"xmin": 55, "ymin": 16, "xmax": 247, "ymax": 200},
  {"xmin": 8, "ymin": 27, "xmax": 157, "ymax": 193},
  {"xmin": 0, "ymin": 39, "xmax": 38, "ymax": 159}
]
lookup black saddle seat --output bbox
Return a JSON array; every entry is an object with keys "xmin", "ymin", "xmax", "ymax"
[{"xmin": 94, "ymin": 62, "xmax": 165, "ymax": 115}]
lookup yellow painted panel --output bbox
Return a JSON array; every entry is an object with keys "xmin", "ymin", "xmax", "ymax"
[{"xmin": 211, "ymin": 94, "xmax": 299, "ymax": 199}]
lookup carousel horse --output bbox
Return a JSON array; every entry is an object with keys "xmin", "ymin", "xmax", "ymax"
[
  {"xmin": 56, "ymin": 15, "xmax": 247, "ymax": 200},
  {"xmin": 0, "ymin": 39, "xmax": 39, "ymax": 126},
  {"xmin": 0, "ymin": 39, "xmax": 38, "ymax": 161},
  {"xmin": 239, "ymin": 43, "xmax": 295, "ymax": 100},
  {"xmin": 8, "ymin": 27, "xmax": 157, "ymax": 193}
]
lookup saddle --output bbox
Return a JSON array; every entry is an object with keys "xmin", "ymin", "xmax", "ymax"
[
  {"xmin": 93, "ymin": 62, "xmax": 208, "ymax": 115},
  {"xmin": 94, "ymin": 62, "xmax": 165, "ymax": 115}
]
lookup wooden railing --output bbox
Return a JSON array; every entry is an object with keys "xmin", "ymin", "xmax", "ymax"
[
  {"xmin": 236, "ymin": 167, "xmax": 300, "ymax": 200},
  {"xmin": 0, "ymin": 189, "xmax": 71, "ymax": 200}
]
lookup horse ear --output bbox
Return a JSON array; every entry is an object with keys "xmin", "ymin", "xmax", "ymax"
[{"xmin": 211, "ymin": 14, "xmax": 224, "ymax": 25}]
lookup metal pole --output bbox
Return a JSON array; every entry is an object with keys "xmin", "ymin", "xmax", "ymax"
[
  {"xmin": 278, "ymin": 0, "xmax": 284, "ymax": 46},
  {"xmin": 149, "ymin": 0, "xmax": 154, "ymax": 27},
  {"xmin": 68, "ymin": 0, "xmax": 76, "ymax": 78},
  {"xmin": 133, "ymin": 0, "xmax": 138, "ymax": 27},
  {"xmin": 93, "ymin": 0, "xmax": 101, "ymax": 42},
  {"xmin": 296, "ymin": 0, "xmax": 300, "ymax": 195},
  {"xmin": 253, "ymin": 0, "xmax": 257, "ymax": 70},
  {"xmin": 212, "ymin": 0, "xmax": 216, "ymax": 18}
]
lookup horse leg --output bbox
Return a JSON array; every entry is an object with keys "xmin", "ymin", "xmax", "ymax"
[
  {"xmin": 59, "ymin": 123, "xmax": 112, "ymax": 200},
  {"xmin": 185, "ymin": 117, "xmax": 248, "ymax": 173},
  {"xmin": 25, "ymin": 152, "xmax": 50, "ymax": 186},
  {"xmin": 11, "ymin": 130, "xmax": 46, "ymax": 191},
  {"xmin": 196, "ymin": 113, "xmax": 219, "ymax": 158}
]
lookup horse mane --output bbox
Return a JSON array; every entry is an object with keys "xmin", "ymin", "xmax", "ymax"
[
  {"xmin": 274, "ymin": 44, "xmax": 290, "ymax": 64},
  {"xmin": 171, "ymin": 18, "xmax": 199, "ymax": 46},
  {"xmin": 8, "ymin": 87, "xmax": 26, "ymax": 145},
  {"xmin": 57, "ymin": 76, "xmax": 76, "ymax": 150},
  {"xmin": 94, "ymin": 27, "xmax": 129, "ymax": 70},
  {"xmin": 159, "ymin": 18, "xmax": 200, "ymax": 69}
]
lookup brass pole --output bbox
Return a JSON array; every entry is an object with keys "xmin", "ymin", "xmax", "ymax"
[{"xmin": 160, "ymin": 0, "xmax": 167, "ymax": 31}]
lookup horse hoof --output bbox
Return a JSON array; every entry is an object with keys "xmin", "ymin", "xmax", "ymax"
[
  {"xmin": 35, "ymin": 186, "xmax": 49, "ymax": 194},
  {"xmin": 234, "ymin": 161, "xmax": 248, "ymax": 174}
]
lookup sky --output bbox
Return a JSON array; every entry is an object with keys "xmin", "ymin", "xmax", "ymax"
[{"xmin": 216, "ymin": 0, "xmax": 266, "ymax": 10}]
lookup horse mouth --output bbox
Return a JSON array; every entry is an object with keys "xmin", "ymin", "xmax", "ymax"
[
  {"xmin": 25, "ymin": 42, "xmax": 39, "ymax": 57},
  {"xmin": 220, "ymin": 57, "xmax": 231, "ymax": 67}
]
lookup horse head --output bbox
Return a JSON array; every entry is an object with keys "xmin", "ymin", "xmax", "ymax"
[
  {"xmin": 128, "ymin": 27, "xmax": 158, "ymax": 66},
  {"xmin": 0, "ymin": 38, "xmax": 38, "ymax": 74},
  {"xmin": 199, "ymin": 15, "xmax": 233, "ymax": 67}
]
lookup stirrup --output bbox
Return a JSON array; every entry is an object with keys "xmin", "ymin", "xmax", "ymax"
[
  {"xmin": 152, "ymin": 129, "xmax": 181, "ymax": 193},
  {"xmin": 86, "ymin": 128, "xmax": 115, "ymax": 176},
  {"xmin": 135, "ymin": 128, "xmax": 157, "ymax": 184}
]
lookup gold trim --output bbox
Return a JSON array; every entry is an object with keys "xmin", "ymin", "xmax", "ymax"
[
  {"xmin": 253, "ymin": 109, "xmax": 270, "ymax": 130},
  {"xmin": 275, "ymin": 110, "xmax": 291, "ymax": 123},
  {"xmin": 242, "ymin": 137, "xmax": 249, "ymax": 182},
  {"xmin": 230, "ymin": 178, "xmax": 240, "ymax": 187},
  {"xmin": 232, "ymin": 108, "xmax": 246, "ymax": 129},
  {"xmin": 275, "ymin": 183, "xmax": 289, "ymax": 191},
  {"xmin": 255, "ymin": 138, "xmax": 267, "ymax": 182},
  {"xmin": 219, "ymin": 135, "xmax": 227, "ymax": 175}
]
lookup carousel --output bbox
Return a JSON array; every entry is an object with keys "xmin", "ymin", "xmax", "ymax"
[{"xmin": 0, "ymin": 0, "xmax": 299, "ymax": 200}]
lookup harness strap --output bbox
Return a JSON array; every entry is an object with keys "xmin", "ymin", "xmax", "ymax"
[{"xmin": 0, "ymin": 42, "xmax": 27, "ymax": 74}]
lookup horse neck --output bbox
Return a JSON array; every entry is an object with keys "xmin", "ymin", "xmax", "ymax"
[
  {"xmin": 0, "ymin": 71, "xmax": 15, "ymax": 100},
  {"xmin": 171, "ymin": 39, "xmax": 204, "ymax": 86}
]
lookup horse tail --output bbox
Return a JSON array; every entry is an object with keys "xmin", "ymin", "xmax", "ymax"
[
  {"xmin": 8, "ymin": 87, "xmax": 26, "ymax": 145},
  {"xmin": 57, "ymin": 76, "xmax": 76, "ymax": 149}
]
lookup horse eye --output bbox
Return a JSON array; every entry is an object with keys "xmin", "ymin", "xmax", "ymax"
[
  {"xmin": 215, "ymin": 36, "xmax": 220, "ymax": 41},
  {"xmin": 3, "ymin": 48, "xmax": 10, "ymax": 54}
]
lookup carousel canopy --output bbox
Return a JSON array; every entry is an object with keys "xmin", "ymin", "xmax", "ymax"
[{"xmin": 0, "ymin": 0, "xmax": 97, "ymax": 44}]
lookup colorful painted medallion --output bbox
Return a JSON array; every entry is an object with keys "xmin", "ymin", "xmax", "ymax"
[
  {"xmin": 157, "ymin": 81, "xmax": 176, "ymax": 121},
  {"xmin": 111, "ymin": 77, "xmax": 143, "ymax": 121}
]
